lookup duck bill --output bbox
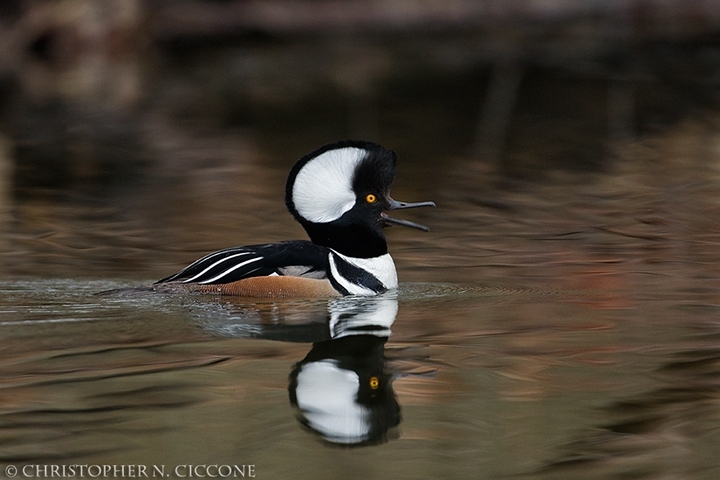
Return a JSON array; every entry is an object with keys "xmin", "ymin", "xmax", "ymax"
[{"xmin": 382, "ymin": 197, "xmax": 436, "ymax": 231}]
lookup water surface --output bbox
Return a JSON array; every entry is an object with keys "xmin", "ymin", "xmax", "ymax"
[
  {"xmin": 2, "ymin": 147, "xmax": 720, "ymax": 479},
  {"xmin": 2, "ymin": 34, "xmax": 720, "ymax": 479}
]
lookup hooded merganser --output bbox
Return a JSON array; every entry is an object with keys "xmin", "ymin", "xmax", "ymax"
[{"xmin": 154, "ymin": 140, "xmax": 435, "ymax": 297}]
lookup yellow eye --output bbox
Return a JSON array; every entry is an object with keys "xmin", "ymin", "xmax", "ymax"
[
  {"xmin": 366, "ymin": 194, "xmax": 377, "ymax": 204},
  {"xmin": 369, "ymin": 376, "xmax": 380, "ymax": 389}
]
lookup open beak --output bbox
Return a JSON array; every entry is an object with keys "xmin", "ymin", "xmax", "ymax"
[{"xmin": 382, "ymin": 197, "xmax": 436, "ymax": 231}]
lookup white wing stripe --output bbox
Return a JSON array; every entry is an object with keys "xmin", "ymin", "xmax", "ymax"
[
  {"xmin": 181, "ymin": 251, "xmax": 253, "ymax": 283},
  {"xmin": 198, "ymin": 256, "xmax": 265, "ymax": 284},
  {"xmin": 181, "ymin": 248, "xmax": 247, "ymax": 270}
]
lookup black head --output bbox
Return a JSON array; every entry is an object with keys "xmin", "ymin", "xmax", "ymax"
[{"xmin": 285, "ymin": 141, "xmax": 435, "ymax": 258}]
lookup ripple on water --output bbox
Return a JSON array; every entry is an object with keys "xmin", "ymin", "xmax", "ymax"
[{"xmin": 398, "ymin": 282, "xmax": 545, "ymax": 301}]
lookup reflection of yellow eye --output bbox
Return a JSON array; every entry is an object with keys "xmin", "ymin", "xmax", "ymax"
[
  {"xmin": 369, "ymin": 376, "xmax": 380, "ymax": 389},
  {"xmin": 366, "ymin": 194, "xmax": 377, "ymax": 204}
]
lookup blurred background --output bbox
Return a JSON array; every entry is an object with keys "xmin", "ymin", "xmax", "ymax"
[
  {"xmin": 2, "ymin": 0, "xmax": 720, "ymax": 280},
  {"xmin": 3, "ymin": 2, "xmax": 720, "ymax": 478}
]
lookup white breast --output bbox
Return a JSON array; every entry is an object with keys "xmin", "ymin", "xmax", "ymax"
[{"xmin": 329, "ymin": 250, "xmax": 398, "ymax": 295}]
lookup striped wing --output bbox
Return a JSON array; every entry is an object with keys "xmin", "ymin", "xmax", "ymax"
[{"xmin": 156, "ymin": 241, "xmax": 329, "ymax": 285}]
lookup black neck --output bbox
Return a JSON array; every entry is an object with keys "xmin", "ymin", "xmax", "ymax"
[{"xmin": 302, "ymin": 222, "xmax": 388, "ymax": 258}]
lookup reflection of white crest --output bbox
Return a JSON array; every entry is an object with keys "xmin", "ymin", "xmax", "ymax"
[
  {"xmin": 294, "ymin": 360, "xmax": 367, "ymax": 444},
  {"xmin": 292, "ymin": 291, "xmax": 399, "ymax": 445},
  {"xmin": 328, "ymin": 291, "xmax": 398, "ymax": 339}
]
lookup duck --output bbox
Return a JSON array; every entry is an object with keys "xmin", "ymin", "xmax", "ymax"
[{"xmin": 153, "ymin": 140, "xmax": 435, "ymax": 297}]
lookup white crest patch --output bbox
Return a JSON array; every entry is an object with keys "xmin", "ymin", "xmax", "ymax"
[{"xmin": 292, "ymin": 147, "xmax": 366, "ymax": 223}]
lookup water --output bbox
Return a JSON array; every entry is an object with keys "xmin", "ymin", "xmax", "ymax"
[
  {"xmin": 2, "ymin": 152, "xmax": 720, "ymax": 478},
  {"xmin": 3, "ymin": 34, "xmax": 720, "ymax": 480},
  {"xmin": 2, "ymin": 273, "xmax": 719, "ymax": 478}
]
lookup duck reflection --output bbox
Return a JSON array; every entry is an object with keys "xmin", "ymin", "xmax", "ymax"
[
  {"xmin": 194, "ymin": 292, "xmax": 401, "ymax": 446},
  {"xmin": 289, "ymin": 294, "xmax": 400, "ymax": 446}
]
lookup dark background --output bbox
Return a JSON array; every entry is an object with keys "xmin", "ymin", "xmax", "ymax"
[{"xmin": 1, "ymin": 0, "xmax": 720, "ymax": 278}]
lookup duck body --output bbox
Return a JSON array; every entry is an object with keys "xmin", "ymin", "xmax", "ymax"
[
  {"xmin": 154, "ymin": 141, "xmax": 434, "ymax": 297},
  {"xmin": 155, "ymin": 240, "xmax": 396, "ymax": 297}
]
